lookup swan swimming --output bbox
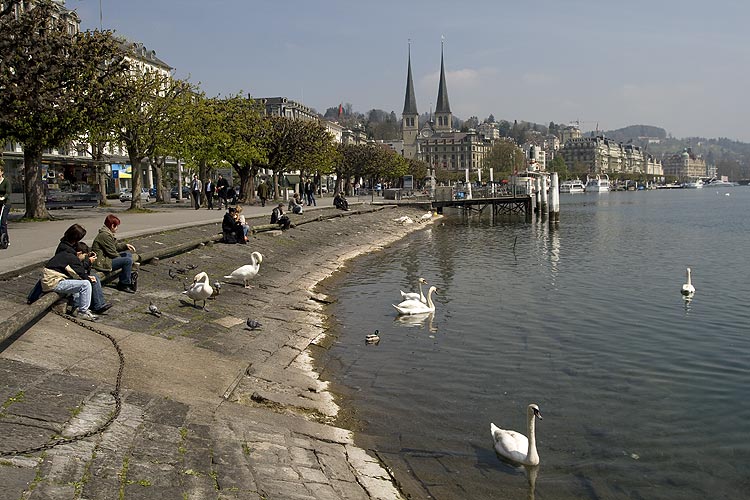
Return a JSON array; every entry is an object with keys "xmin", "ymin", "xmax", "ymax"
[
  {"xmin": 400, "ymin": 277, "xmax": 428, "ymax": 303},
  {"xmin": 182, "ymin": 272, "xmax": 213, "ymax": 310},
  {"xmin": 393, "ymin": 286, "xmax": 437, "ymax": 315},
  {"xmin": 224, "ymin": 252, "xmax": 263, "ymax": 288},
  {"xmin": 681, "ymin": 267, "xmax": 695, "ymax": 295},
  {"xmin": 491, "ymin": 403, "xmax": 543, "ymax": 466}
]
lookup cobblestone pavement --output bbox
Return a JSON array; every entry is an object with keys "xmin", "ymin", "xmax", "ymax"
[{"xmin": 0, "ymin": 205, "xmax": 435, "ymax": 500}]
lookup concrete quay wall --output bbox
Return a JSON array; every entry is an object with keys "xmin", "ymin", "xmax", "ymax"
[{"xmin": 0, "ymin": 204, "xmax": 434, "ymax": 499}]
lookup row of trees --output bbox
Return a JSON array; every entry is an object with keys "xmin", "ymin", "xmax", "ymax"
[{"xmin": 0, "ymin": 0, "xmax": 425, "ymax": 219}]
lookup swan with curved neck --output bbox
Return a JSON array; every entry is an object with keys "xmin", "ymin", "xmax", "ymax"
[
  {"xmin": 393, "ymin": 286, "xmax": 437, "ymax": 315},
  {"xmin": 681, "ymin": 267, "xmax": 695, "ymax": 295},
  {"xmin": 491, "ymin": 403, "xmax": 543, "ymax": 466},
  {"xmin": 183, "ymin": 271, "xmax": 213, "ymax": 310},
  {"xmin": 400, "ymin": 277, "xmax": 428, "ymax": 303},
  {"xmin": 224, "ymin": 252, "xmax": 263, "ymax": 288}
]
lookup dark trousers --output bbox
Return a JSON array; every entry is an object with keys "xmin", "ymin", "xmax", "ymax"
[
  {"xmin": 0, "ymin": 203, "xmax": 8, "ymax": 239},
  {"xmin": 206, "ymin": 191, "xmax": 214, "ymax": 209},
  {"xmin": 192, "ymin": 191, "xmax": 201, "ymax": 209}
]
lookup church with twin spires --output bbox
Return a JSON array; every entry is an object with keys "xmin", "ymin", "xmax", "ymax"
[{"xmin": 401, "ymin": 42, "xmax": 492, "ymax": 175}]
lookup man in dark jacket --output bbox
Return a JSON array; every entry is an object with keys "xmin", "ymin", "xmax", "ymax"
[
  {"xmin": 216, "ymin": 174, "xmax": 229, "ymax": 209},
  {"xmin": 257, "ymin": 179, "xmax": 270, "ymax": 207},
  {"xmin": 204, "ymin": 178, "xmax": 215, "ymax": 210}
]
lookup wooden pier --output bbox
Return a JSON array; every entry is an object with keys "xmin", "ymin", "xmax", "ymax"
[{"xmin": 432, "ymin": 195, "xmax": 533, "ymax": 217}]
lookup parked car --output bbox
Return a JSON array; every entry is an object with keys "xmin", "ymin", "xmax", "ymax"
[
  {"xmin": 120, "ymin": 188, "xmax": 150, "ymax": 203},
  {"xmin": 170, "ymin": 186, "xmax": 192, "ymax": 199}
]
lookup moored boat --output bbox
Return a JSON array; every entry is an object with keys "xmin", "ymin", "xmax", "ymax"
[
  {"xmin": 682, "ymin": 179, "xmax": 704, "ymax": 189},
  {"xmin": 705, "ymin": 178, "xmax": 735, "ymax": 187},
  {"xmin": 585, "ymin": 174, "xmax": 610, "ymax": 193},
  {"xmin": 560, "ymin": 179, "xmax": 585, "ymax": 193}
]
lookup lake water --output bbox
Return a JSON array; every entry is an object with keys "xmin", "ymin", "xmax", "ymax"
[{"xmin": 316, "ymin": 187, "xmax": 750, "ymax": 499}]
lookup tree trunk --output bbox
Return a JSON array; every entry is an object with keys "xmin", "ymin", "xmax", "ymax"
[
  {"xmin": 92, "ymin": 144, "xmax": 108, "ymax": 207},
  {"xmin": 97, "ymin": 164, "xmax": 109, "ymax": 206},
  {"xmin": 199, "ymin": 159, "xmax": 208, "ymax": 207},
  {"xmin": 236, "ymin": 164, "xmax": 251, "ymax": 204},
  {"xmin": 127, "ymin": 150, "xmax": 144, "ymax": 210},
  {"xmin": 152, "ymin": 156, "xmax": 165, "ymax": 203},
  {"xmin": 272, "ymin": 172, "xmax": 280, "ymax": 200},
  {"xmin": 23, "ymin": 147, "xmax": 48, "ymax": 219}
]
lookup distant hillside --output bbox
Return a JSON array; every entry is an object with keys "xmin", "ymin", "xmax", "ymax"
[{"xmin": 600, "ymin": 125, "xmax": 667, "ymax": 142}]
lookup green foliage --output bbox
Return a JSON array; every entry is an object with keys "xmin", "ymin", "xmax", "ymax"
[
  {"xmin": 483, "ymin": 139, "xmax": 524, "ymax": 179},
  {"xmin": 0, "ymin": 0, "xmax": 128, "ymax": 218},
  {"xmin": 106, "ymin": 72, "xmax": 196, "ymax": 209},
  {"xmin": 263, "ymin": 116, "xmax": 337, "ymax": 196}
]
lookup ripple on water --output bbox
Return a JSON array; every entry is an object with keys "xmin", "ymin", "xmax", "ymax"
[{"xmin": 320, "ymin": 190, "xmax": 750, "ymax": 499}]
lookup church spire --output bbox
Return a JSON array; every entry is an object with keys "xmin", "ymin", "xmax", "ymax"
[
  {"xmin": 434, "ymin": 38, "xmax": 452, "ymax": 131},
  {"xmin": 401, "ymin": 40, "xmax": 419, "ymax": 160},
  {"xmin": 435, "ymin": 39, "xmax": 451, "ymax": 113},
  {"xmin": 402, "ymin": 42, "xmax": 418, "ymax": 115}
]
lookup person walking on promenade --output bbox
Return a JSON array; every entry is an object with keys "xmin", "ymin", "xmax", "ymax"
[
  {"xmin": 304, "ymin": 178, "xmax": 316, "ymax": 207},
  {"xmin": 257, "ymin": 178, "xmax": 270, "ymax": 207},
  {"xmin": 92, "ymin": 214, "xmax": 138, "ymax": 294},
  {"xmin": 41, "ymin": 230, "xmax": 99, "ymax": 321},
  {"xmin": 0, "ymin": 165, "xmax": 10, "ymax": 249},
  {"xmin": 216, "ymin": 174, "xmax": 229, "ymax": 209},
  {"xmin": 191, "ymin": 175, "xmax": 202, "ymax": 210},
  {"xmin": 204, "ymin": 177, "xmax": 214, "ymax": 210}
]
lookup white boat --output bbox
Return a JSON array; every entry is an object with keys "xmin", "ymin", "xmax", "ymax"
[
  {"xmin": 585, "ymin": 174, "xmax": 610, "ymax": 193},
  {"xmin": 510, "ymin": 170, "xmax": 549, "ymax": 196},
  {"xmin": 705, "ymin": 178, "xmax": 734, "ymax": 187},
  {"xmin": 560, "ymin": 179, "xmax": 585, "ymax": 194},
  {"xmin": 682, "ymin": 179, "xmax": 704, "ymax": 189}
]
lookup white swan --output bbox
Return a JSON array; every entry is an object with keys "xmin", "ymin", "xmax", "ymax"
[
  {"xmin": 681, "ymin": 267, "xmax": 695, "ymax": 295},
  {"xmin": 224, "ymin": 252, "xmax": 263, "ymax": 288},
  {"xmin": 490, "ymin": 403, "xmax": 543, "ymax": 466},
  {"xmin": 393, "ymin": 286, "xmax": 437, "ymax": 315},
  {"xmin": 400, "ymin": 277, "xmax": 428, "ymax": 303},
  {"xmin": 182, "ymin": 271, "xmax": 213, "ymax": 309}
]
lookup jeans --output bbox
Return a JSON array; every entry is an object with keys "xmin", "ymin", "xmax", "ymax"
[
  {"xmin": 54, "ymin": 279, "xmax": 92, "ymax": 313},
  {"xmin": 111, "ymin": 252, "xmax": 133, "ymax": 285},
  {"xmin": 192, "ymin": 191, "xmax": 201, "ymax": 209},
  {"xmin": 90, "ymin": 272, "xmax": 106, "ymax": 309},
  {"xmin": 306, "ymin": 193, "xmax": 316, "ymax": 206}
]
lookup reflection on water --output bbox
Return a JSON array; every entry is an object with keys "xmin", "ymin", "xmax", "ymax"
[
  {"xmin": 393, "ymin": 311, "xmax": 436, "ymax": 332},
  {"xmin": 318, "ymin": 189, "xmax": 750, "ymax": 499}
]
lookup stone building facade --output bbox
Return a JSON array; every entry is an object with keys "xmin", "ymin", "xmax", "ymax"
[
  {"xmin": 560, "ymin": 136, "xmax": 662, "ymax": 176},
  {"xmin": 661, "ymin": 149, "xmax": 706, "ymax": 180}
]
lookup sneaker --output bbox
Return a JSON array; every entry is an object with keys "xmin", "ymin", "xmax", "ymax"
[
  {"xmin": 78, "ymin": 310, "xmax": 98, "ymax": 322},
  {"xmin": 116, "ymin": 283, "xmax": 136, "ymax": 294},
  {"xmin": 93, "ymin": 303, "xmax": 113, "ymax": 314}
]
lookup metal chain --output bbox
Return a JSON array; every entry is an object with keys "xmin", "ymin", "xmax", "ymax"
[{"xmin": 0, "ymin": 310, "xmax": 125, "ymax": 457}]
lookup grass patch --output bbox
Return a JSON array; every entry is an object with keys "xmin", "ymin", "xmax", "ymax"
[{"xmin": 0, "ymin": 390, "xmax": 25, "ymax": 416}]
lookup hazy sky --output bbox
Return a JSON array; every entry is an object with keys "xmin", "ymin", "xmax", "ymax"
[{"xmin": 73, "ymin": 0, "xmax": 750, "ymax": 141}]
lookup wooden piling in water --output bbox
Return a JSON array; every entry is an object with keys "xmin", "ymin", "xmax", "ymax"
[{"xmin": 549, "ymin": 172, "xmax": 560, "ymax": 222}]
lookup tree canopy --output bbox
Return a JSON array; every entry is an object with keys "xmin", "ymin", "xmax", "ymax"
[{"xmin": 0, "ymin": 0, "xmax": 128, "ymax": 217}]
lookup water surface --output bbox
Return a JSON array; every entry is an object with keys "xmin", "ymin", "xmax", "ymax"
[{"xmin": 317, "ymin": 188, "xmax": 750, "ymax": 499}]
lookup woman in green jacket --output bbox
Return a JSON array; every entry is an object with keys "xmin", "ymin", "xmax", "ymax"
[{"xmin": 92, "ymin": 214, "xmax": 137, "ymax": 293}]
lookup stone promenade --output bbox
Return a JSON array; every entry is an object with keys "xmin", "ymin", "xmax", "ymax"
[{"xmin": 0, "ymin": 203, "xmax": 433, "ymax": 499}]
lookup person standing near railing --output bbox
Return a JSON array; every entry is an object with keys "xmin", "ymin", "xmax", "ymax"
[{"xmin": 0, "ymin": 165, "xmax": 9, "ymax": 249}]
